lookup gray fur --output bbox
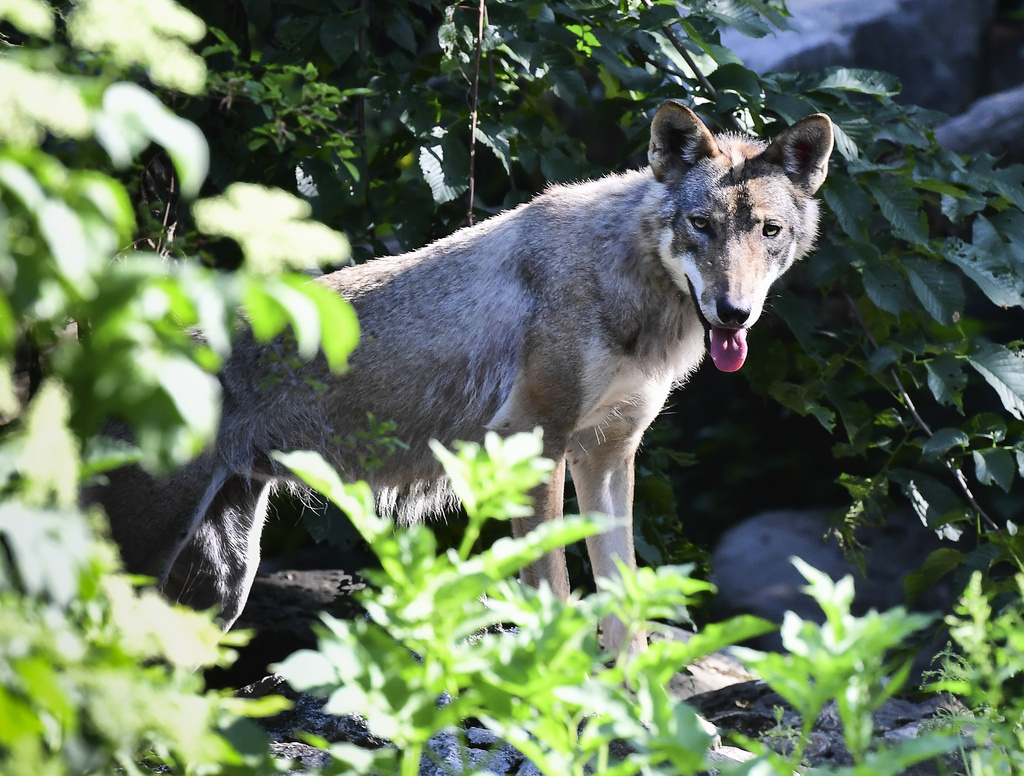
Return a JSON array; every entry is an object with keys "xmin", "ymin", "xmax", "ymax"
[{"xmin": 90, "ymin": 102, "xmax": 834, "ymax": 650}]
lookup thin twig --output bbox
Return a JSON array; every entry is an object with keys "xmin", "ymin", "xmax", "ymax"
[
  {"xmin": 357, "ymin": 0, "xmax": 371, "ymax": 235},
  {"xmin": 640, "ymin": 0, "xmax": 718, "ymax": 101},
  {"xmin": 840, "ymin": 285, "xmax": 1000, "ymax": 532},
  {"xmin": 467, "ymin": 0, "xmax": 485, "ymax": 226}
]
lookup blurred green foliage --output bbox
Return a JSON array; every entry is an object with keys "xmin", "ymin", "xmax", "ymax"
[{"xmin": 4, "ymin": 0, "xmax": 1024, "ymax": 771}]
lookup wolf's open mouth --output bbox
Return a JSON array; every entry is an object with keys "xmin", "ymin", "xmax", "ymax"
[{"xmin": 710, "ymin": 327, "xmax": 748, "ymax": 372}]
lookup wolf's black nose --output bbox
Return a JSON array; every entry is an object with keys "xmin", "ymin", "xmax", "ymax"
[{"xmin": 716, "ymin": 299, "xmax": 750, "ymax": 327}]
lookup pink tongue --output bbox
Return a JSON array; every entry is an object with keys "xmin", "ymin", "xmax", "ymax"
[{"xmin": 710, "ymin": 327, "xmax": 748, "ymax": 372}]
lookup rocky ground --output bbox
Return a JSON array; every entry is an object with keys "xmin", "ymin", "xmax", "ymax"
[{"xmin": 218, "ymin": 562, "xmax": 965, "ymax": 775}]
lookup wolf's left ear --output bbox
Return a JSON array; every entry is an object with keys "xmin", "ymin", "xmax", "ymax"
[{"xmin": 760, "ymin": 113, "xmax": 835, "ymax": 194}]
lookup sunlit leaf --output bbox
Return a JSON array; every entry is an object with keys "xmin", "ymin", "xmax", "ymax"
[
  {"xmin": 0, "ymin": 61, "xmax": 92, "ymax": 145},
  {"xmin": 0, "ymin": 0, "xmax": 55, "ymax": 37},
  {"xmin": 867, "ymin": 181, "xmax": 928, "ymax": 246},
  {"xmin": 193, "ymin": 184, "xmax": 350, "ymax": 273},
  {"xmin": 944, "ymin": 217, "xmax": 1024, "ymax": 309},
  {"xmin": 813, "ymin": 67, "xmax": 901, "ymax": 96},
  {"xmin": 889, "ymin": 468, "xmax": 968, "ymax": 540},
  {"xmin": 95, "ymin": 82, "xmax": 209, "ymax": 198},
  {"xmin": 21, "ymin": 380, "xmax": 79, "ymax": 508},
  {"xmin": 968, "ymin": 344, "xmax": 1024, "ymax": 420},
  {"xmin": 68, "ymin": 0, "xmax": 207, "ymax": 93}
]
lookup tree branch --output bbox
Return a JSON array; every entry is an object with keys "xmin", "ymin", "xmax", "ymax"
[{"xmin": 640, "ymin": 0, "xmax": 717, "ymax": 101}]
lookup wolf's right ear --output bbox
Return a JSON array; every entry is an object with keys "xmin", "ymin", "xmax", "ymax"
[
  {"xmin": 760, "ymin": 113, "xmax": 835, "ymax": 194},
  {"xmin": 649, "ymin": 101, "xmax": 721, "ymax": 183}
]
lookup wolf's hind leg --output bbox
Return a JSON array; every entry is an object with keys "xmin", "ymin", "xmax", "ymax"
[
  {"xmin": 89, "ymin": 459, "xmax": 230, "ymax": 588},
  {"xmin": 163, "ymin": 475, "xmax": 273, "ymax": 630},
  {"xmin": 513, "ymin": 455, "xmax": 571, "ymax": 601}
]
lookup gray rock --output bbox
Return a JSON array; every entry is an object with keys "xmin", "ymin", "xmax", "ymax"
[
  {"xmin": 269, "ymin": 741, "xmax": 331, "ymax": 774},
  {"xmin": 721, "ymin": 0, "xmax": 997, "ymax": 112},
  {"xmin": 686, "ymin": 680, "xmax": 963, "ymax": 771},
  {"xmin": 420, "ymin": 729, "xmax": 525, "ymax": 776},
  {"xmin": 710, "ymin": 509, "xmax": 949, "ymax": 653},
  {"xmin": 515, "ymin": 759, "xmax": 544, "ymax": 776},
  {"xmin": 936, "ymin": 83, "xmax": 1024, "ymax": 161}
]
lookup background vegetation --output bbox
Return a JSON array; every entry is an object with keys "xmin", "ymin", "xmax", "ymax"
[{"xmin": 3, "ymin": 0, "xmax": 1024, "ymax": 773}]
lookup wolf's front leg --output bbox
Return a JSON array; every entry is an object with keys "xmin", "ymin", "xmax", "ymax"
[{"xmin": 568, "ymin": 443, "xmax": 647, "ymax": 655}]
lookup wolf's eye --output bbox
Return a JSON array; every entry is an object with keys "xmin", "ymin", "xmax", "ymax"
[
  {"xmin": 690, "ymin": 216, "xmax": 710, "ymax": 231},
  {"xmin": 763, "ymin": 222, "xmax": 782, "ymax": 237}
]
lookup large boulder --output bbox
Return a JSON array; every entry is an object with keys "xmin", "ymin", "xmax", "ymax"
[
  {"xmin": 721, "ymin": 0, "xmax": 998, "ymax": 113},
  {"xmin": 709, "ymin": 508, "xmax": 950, "ymax": 653},
  {"xmin": 936, "ymin": 83, "xmax": 1024, "ymax": 162}
]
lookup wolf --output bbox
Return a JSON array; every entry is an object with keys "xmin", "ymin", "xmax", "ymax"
[{"xmin": 92, "ymin": 101, "xmax": 833, "ymax": 653}]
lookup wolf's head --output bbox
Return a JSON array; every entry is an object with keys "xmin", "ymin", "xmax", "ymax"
[{"xmin": 648, "ymin": 101, "xmax": 834, "ymax": 372}]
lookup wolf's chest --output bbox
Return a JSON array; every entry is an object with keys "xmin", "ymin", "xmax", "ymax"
[{"xmin": 573, "ymin": 327, "xmax": 706, "ymax": 440}]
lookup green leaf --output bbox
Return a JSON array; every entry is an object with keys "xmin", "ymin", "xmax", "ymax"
[
  {"xmin": 943, "ymin": 217, "xmax": 1024, "ymax": 309},
  {"xmin": 861, "ymin": 260, "xmax": 909, "ymax": 316},
  {"xmin": 296, "ymin": 278, "xmax": 359, "ymax": 373},
  {"xmin": 889, "ymin": 468, "xmax": 969, "ymax": 540},
  {"xmin": 967, "ymin": 412, "xmax": 1008, "ymax": 442},
  {"xmin": 703, "ymin": 0, "xmax": 776, "ymax": 38},
  {"xmin": 21, "ymin": 380, "xmax": 79, "ymax": 508},
  {"xmin": 849, "ymin": 735, "xmax": 958, "ymax": 776},
  {"xmin": 0, "ymin": 61, "xmax": 93, "ymax": 145},
  {"xmin": 773, "ymin": 288, "xmax": 822, "ymax": 358},
  {"xmin": 867, "ymin": 345, "xmax": 900, "ymax": 373},
  {"xmin": 320, "ymin": 13, "xmax": 357, "ymax": 65},
  {"xmin": 903, "ymin": 257, "xmax": 965, "ymax": 326},
  {"xmin": 0, "ymin": 503, "xmax": 92, "ymax": 604},
  {"xmin": 904, "ymin": 547, "xmax": 964, "ymax": 603},
  {"xmin": 547, "ymin": 64, "xmax": 588, "ymax": 105},
  {"xmin": 96, "ymin": 82, "xmax": 209, "ymax": 198},
  {"xmin": 1, "ymin": 0, "xmax": 54, "ymax": 38},
  {"xmin": 39, "ymin": 199, "xmax": 95, "ymax": 298},
  {"xmin": 925, "ymin": 353, "xmax": 966, "ymax": 410},
  {"xmin": 822, "ymin": 174, "xmax": 873, "ymax": 241},
  {"xmin": 813, "ymin": 67, "xmax": 901, "ymax": 96},
  {"xmin": 967, "ymin": 344, "xmax": 1024, "ymax": 420},
  {"xmin": 68, "ymin": 0, "xmax": 207, "ymax": 93},
  {"xmin": 475, "ymin": 121, "xmax": 513, "ymax": 175},
  {"xmin": 768, "ymin": 382, "xmax": 836, "ymax": 432},
  {"xmin": 80, "ymin": 435, "xmax": 140, "ymax": 481},
  {"xmin": 273, "ymin": 450, "xmax": 384, "ymax": 546},
  {"xmin": 973, "ymin": 447, "xmax": 1015, "ymax": 492},
  {"xmin": 867, "ymin": 181, "xmax": 928, "ymax": 246},
  {"xmin": 418, "ymin": 128, "xmax": 469, "ymax": 204},
  {"xmin": 920, "ymin": 428, "xmax": 969, "ymax": 461},
  {"xmin": 193, "ymin": 184, "xmax": 350, "ymax": 273},
  {"xmin": 254, "ymin": 277, "xmax": 323, "ymax": 361}
]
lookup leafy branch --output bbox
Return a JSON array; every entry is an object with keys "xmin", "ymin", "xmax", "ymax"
[{"xmin": 839, "ymin": 284, "xmax": 1001, "ymax": 533}]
